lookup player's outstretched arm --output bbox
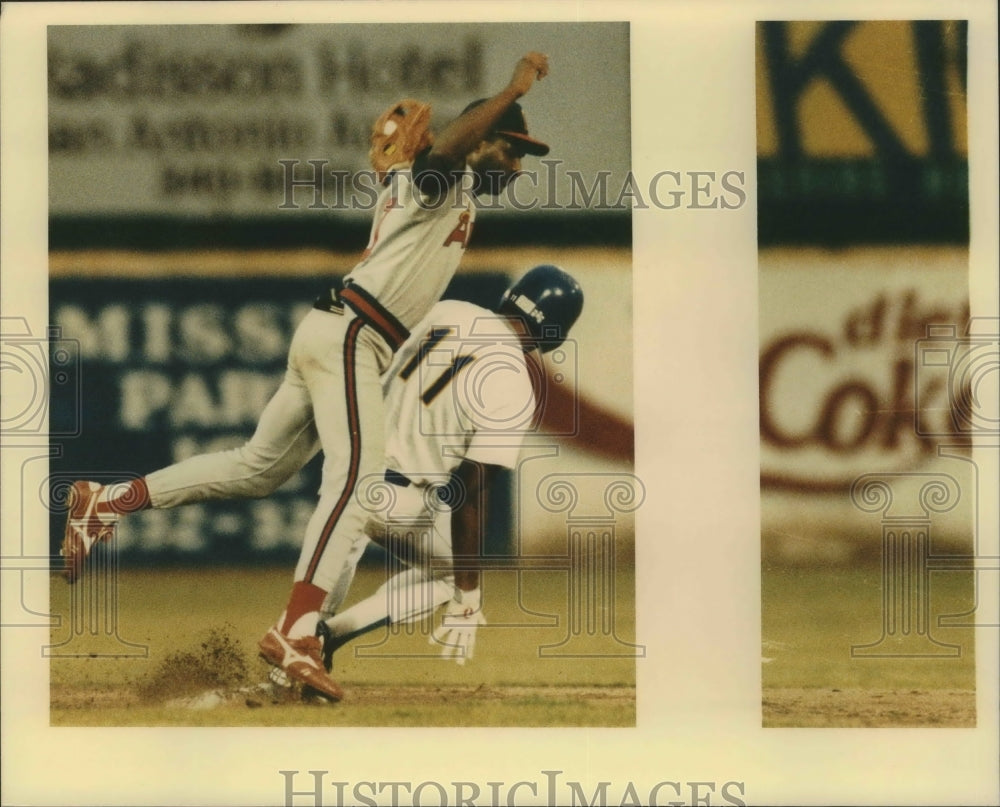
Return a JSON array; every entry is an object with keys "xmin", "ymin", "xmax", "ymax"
[
  {"xmin": 430, "ymin": 458, "xmax": 498, "ymax": 664},
  {"xmin": 450, "ymin": 458, "xmax": 499, "ymax": 593},
  {"xmin": 415, "ymin": 52, "xmax": 548, "ymax": 183}
]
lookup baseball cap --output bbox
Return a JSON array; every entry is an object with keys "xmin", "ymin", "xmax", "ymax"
[{"xmin": 461, "ymin": 98, "xmax": 550, "ymax": 156}]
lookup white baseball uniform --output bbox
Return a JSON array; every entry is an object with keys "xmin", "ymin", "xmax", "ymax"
[
  {"xmin": 145, "ymin": 168, "xmax": 477, "ymax": 595},
  {"xmin": 383, "ymin": 298, "xmax": 535, "ymax": 484},
  {"xmin": 322, "ymin": 299, "xmax": 537, "ymax": 626}
]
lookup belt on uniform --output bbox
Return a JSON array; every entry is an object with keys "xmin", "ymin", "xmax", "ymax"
[
  {"xmin": 312, "ymin": 288, "xmax": 344, "ymax": 313},
  {"xmin": 312, "ymin": 282, "xmax": 410, "ymax": 353},
  {"xmin": 384, "ymin": 469, "xmax": 412, "ymax": 487},
  {"xmin": 338, "ymin": 282, "xmax": 410, "ymax": 352}
]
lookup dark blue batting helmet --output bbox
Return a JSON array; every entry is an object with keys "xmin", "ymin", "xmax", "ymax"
[{"xmin": 497, "ymin": 264, "xmax": 583, "ymax": 353}]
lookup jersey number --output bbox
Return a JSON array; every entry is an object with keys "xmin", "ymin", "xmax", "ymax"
[{"xmin": 399, "ymin": 327, "xmax": 475, "ymax": 404}]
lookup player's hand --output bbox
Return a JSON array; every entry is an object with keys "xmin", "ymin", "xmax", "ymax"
[
  {"xmin": 507, "ymin": 52, "xmax": 549, "ymax": 97},
  {"xmin": 430, "ymin": 588, "xmax": 486, "ymax": 665}
]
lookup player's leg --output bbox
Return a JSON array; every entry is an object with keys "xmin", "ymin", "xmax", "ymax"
[
  {"xmin": 319, "ymin": 506, "xmax": 454, "ymax": 663},
  {"xmin": 278, "ymin": 318, "xmax": 388, "ymax": 630},
  {"xmin": 259, "ymin": 312, "xmax": 391, "ymax": 701},
  {"xmin": 145, "ymin": 379, "xmax": 319, "ymax": 507},
  {"xmin": 323, "ymin": 569, "xmax": 454, "ymax": 644},
  {"xmin": 60, "ymin": 372, "xmax": 318, "ymax": 582}
]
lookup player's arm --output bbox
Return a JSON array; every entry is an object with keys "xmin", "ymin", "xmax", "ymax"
[
  {"xmin": 450, "ymin": 457, "xmax": 499, "ymax": 592},
  {"xmin": 414, "ymin": 52, "xmax": 548, "ymax": 187},
  {"xmin": 431, "ymin": 457, "xmax": 499, "ymax": 664}
]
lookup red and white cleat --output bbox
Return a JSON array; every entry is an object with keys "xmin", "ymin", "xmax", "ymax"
[
  {"xmin": 60, "ymin": 480, "xmax": 118, "ymax": 584},
  {"xmin": 258, "ymin": 626, "xmax": 344, "ymax": 703}
]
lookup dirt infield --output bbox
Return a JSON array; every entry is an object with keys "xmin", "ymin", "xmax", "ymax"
[
  {"xmin": 51, "ymin": 681, "xmax": 636, "ymax": 727},
  {"xmin": 762, "ymin": 688, "xmax": 976, "ymax": 728},
  {"xmin": 49, "ymin": 566, "xmax": 637, "ymax": 727},
  {"xmin": 54, "ymin": 682, "xmax": 966, "ymax": 729},
  {"xmin": 53, "ymin": 683, "xmax": 634, "ymax": 712}
]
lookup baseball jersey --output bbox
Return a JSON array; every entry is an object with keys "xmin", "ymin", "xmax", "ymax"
[
  {"xmin": 344, "ymin": 169, "xmax": 477, "ymax": 333},
  {"xmin": 383, "ymin": 299, "xmax": 537, "ymax": 486}
]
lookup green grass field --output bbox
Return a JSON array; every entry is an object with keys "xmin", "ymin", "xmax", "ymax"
[
  {"xmin": 49, "ymin": 564, "xmax": 637, "ymax": 727},
  {"xmin": 762, "ymin": 563, "xmax": 976, "ymax": 727}
]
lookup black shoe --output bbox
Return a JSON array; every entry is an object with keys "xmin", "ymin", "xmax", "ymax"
[
  {"xmin": 301, "ymin": 620, "xmax": 338, "ymax": 704},
  {"xmin": 316, "ymin": 619, "xmax": 336, "ymax": 673}
]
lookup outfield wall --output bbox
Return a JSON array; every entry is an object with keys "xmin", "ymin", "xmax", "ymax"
[
  {"xmin": 48, "ymin": 23, "xmax": 630, "ymax": 220},
  {"xmin": 756, "ymin": 21, "xmax": 976, "ymax": 563},
  {"xmin": 759, "ymin": 245, "xmax": 975, "ymax": 561},
  {"xmin": 48, "ymin": 246, "xmax": 635, "ymax": 563}
]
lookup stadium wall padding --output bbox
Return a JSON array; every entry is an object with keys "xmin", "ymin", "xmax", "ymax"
[{"xmin": 48, "ymin": 246, "xmax": 636, "ymax": 564}]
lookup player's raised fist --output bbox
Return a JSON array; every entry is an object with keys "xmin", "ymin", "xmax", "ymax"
[{"xmin": 508, "ymin": 52, "xmax": 549, "ymax": 97}]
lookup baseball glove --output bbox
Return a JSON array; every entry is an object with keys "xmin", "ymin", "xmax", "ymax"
[{"xmin": 368, "ymin": 99, "xmax": 433, "ymax": 180}]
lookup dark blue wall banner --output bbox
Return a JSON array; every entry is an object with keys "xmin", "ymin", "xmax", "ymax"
[{"xmin": 49, "ymin": 273, "xmax": 513, "ymax": 565}]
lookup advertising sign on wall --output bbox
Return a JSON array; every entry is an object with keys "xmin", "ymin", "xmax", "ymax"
[
  {"xmin": 48, "ymin": 23, "xmax": 631, "ymax": 218},
  {"xmin": 48, "ymin": 273, "xmax": 514, "ymax": 562}
]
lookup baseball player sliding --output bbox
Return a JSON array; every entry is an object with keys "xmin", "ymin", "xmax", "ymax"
[
  {"xmin": 310, "ymin": 265, "xmax": 584, "ymax": 681},
  {"xmin": 61, "ymin": 52, "xmax": 550, "ymax": 703}
]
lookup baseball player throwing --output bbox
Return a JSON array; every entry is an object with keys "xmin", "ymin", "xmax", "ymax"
[{"xmin": 61, "ymin": 52, "xmax": 550, "ymax": 702}]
